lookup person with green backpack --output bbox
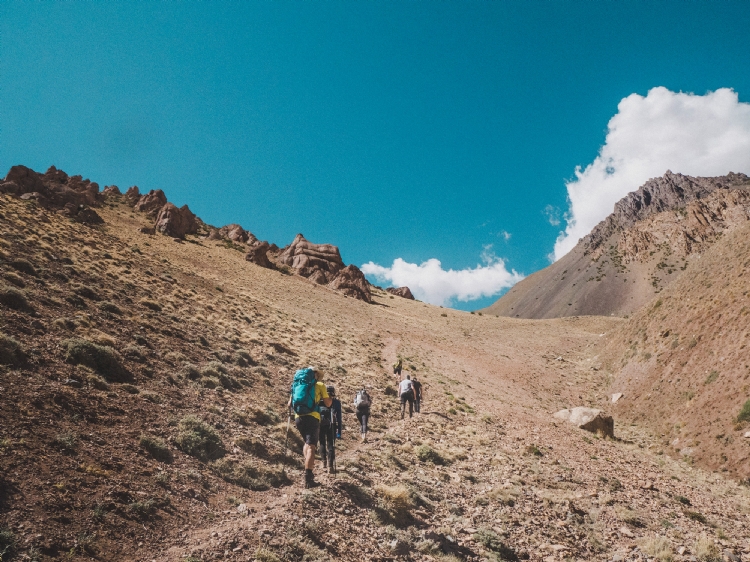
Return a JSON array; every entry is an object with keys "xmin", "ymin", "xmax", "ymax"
[{"xmin": 288, "ymin": 366, "xmax": 332, "ymax": 488}]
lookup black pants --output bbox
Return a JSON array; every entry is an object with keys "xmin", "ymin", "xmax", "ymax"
[
  {"xmin": 400, "ymin": 394, "xmax": 414, "ymax": 418},
  {"xmin": 414, "ymin": 398, "xmax": 421, "ymax": 413},
  {"xmin": 319, "ymin": 424, "xmax": 335, "ymax": 464},
  {"xmin": 356, "ymin": 406, "xmax": 370, "ymax": 434}
]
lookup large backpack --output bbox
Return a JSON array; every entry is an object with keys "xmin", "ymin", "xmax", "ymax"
[
  {"xmin": 319, "ymin": 404, "xmax": 333, "ymax": 427},
  {"xmin": 354, "ymin": 390, "xmax": 371, "ymax": 410},
  {"xmin": 291, "ymin": 368, "xmax": 318, "ymax": 415}
]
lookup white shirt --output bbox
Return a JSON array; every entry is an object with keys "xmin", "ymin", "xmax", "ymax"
[{"xmin": 399, "ymin": 379, "xmax": 413, "ymax": 395}]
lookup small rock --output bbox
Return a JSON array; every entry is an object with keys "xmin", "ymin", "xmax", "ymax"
[
  {"xmin": 744, "ymin": 431, "xmax": 750, "ymax": 439},
  {"xmin": 236, "ymin": 503, "xmax": 248, "ymax": 514},
  {"xmin": 619, "ymin": 526, "xmax": 634, "ymax": 538},
  {"xmin": 611, "ymin": 392, "xmax": 624, "ymax": 403},
  {"xmin": 724, "ymin": 550, "xmax": 740, "ymax": 562},
  {"xmin": 677, "ymin": 546, "xmax": 686, "ymax": 555},
  {"xmin": 553, "ymin": 407, "xmax": 614, "ymax": 438},
  {"xmin": 63, "ymin": 379, "xmax": 82, "ymax": 388}
]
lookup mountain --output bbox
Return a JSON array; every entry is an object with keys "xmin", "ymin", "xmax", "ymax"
[
  {"xmin": 483, "ymin": 171, "xmax": 750, "ymax": 319},
  {"xmin": 1, "ymin": 166, "xmax": 749, "ymax": 561}
]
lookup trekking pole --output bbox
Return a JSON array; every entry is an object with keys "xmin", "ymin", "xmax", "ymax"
[
  {"xmin": 284, "ymin": 408, "xmax": 291, "ymax": 458},
  {"xmin": 331, "ymin": 407, "xmax": 337, "ymax": 476}
]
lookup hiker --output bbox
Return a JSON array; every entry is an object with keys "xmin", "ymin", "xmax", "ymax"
[
  {"xmin": 412, "ymin": 375, "xmax": 423, "ymax": 414},
  {"xmin": 354, "ymin": 387, "xmax": 372, "ymax": 442},
  {"xmin": 398, "ymin": 374, "xmax": 415, "ymax": 419},
  {"xmin": 393, "ymin": 358, "xmax": 402, "ymax": 382},
  {"xmin": 319, "ymin": 385, "xmax": 342, "ymax": 474},
  {"xmin": 288, "ymin": 366, "xmax": 332, "ymax": 488}
]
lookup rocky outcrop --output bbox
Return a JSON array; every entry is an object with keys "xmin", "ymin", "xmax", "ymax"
[
  {"xmin": 278, "ymin": 234, "xmax": 344, "ymax": 283},
  {"xmin": 124, "ymin": 186, "xmax": 141, "ymax": 205},
  {"xmin": 553, "ymin": 407, "xmax": 614, "ymax": 438},
  {"xmin": 386, "ymin": 286, "xmax": 415, "ymax": 300},
  {"xmin": 219, "ymin": 224, "xmax": 255, "ymax": 244},
  {"xmin": 583, "ymin": 171, "xmax": 750, "ymax": 257},
  {"xmin": 245, "ymin": 241, "xmax": 274, "ymax": 269},
  {"xmin": 134, "ymin": 189, "xmax": 168, "ymax": 216},
  {"xmin": 1, "ymin": 165, "xmax": 103, "ymax": 211},
  {"xmin": 328, "ymin": 265, "xmax": 372, "ymax": 303},
  {"xmin": 154, "ymin": 203, "xmax": 198, "ymax": 239},
  {"xmin": 75, "ymin": 208, "xmax": 104, "ymax": 225},
  {"xmin": 103, "ymin": 185, "xmax": 121, "ymax": 196}
]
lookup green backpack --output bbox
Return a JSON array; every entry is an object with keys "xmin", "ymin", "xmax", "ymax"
[{"xmin": 291, "ymin": 368, "xmax": 318, "ymax": 415}]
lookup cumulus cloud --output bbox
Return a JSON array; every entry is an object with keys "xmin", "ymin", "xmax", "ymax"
[
  {"xmin": 554, "ymin": 87, "xmax": 750, "ymax": 260},
  {"xmin": 361, "ymin": 247, "xmax": 523, "ymax": 307},
  {"xmin": 543, "ymin": 205, "xmax": 561, "ymax": 226}
]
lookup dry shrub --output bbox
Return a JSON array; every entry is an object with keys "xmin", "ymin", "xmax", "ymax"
[
  {"xmin": 0, "ymin": 286, "xmax": 31, "ymax": 311},
  {"xmin": 174, "ymin": 415, "xmax": 226, "ymax": 462},
  {"xmin": 0, "ymin": 333, "xmax": 25, "ymax": 366},
  {"xmin": 375, "ymin": 484, "xmax": 414, "ymax": 526},
  {"xmin": 1, "ymin": 272, "xmax": 25, "ymax": 288},
  {"xmin": 90, "ymin": 330, "xmax": 117, "ymax": 347},
  {"xmin": 62, "ymin": 338, "xmax": 130, "ymax": 382},
  {"xmin": 139, "ymin": 298, "xmax": 162, "ymax": 311},
  {"xmin": 139, "ymin": 434, "xmax": 173, "ymax": 463},
  {"xmin": 638, "ymin": 535, "xmax": 673, "ymax": 561},
  {"xmin": 693, "ymin": 535, "xmax": 722, "ymax": 562}
]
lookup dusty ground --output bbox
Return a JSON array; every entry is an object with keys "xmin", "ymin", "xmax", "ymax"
[{"xmin": 1, "ymin": 192, "xmax": 749, "ymax": 561}]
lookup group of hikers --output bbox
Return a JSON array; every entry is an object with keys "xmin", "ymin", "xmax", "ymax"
[{"xmin": 287, "ymin": 358, "xmax": 423, "ymax": 489}]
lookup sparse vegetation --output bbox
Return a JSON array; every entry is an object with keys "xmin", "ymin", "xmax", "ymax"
[
  {"xmin": 174, "ymin": 415, "xmax": 226, "ymax": 461},
  {"xmin": 415, "ymin": 444, "xmax": 447, "ymax": 465},
  {"xmin": 737, "ymin": 399, "xmax": 750, "ymax": 423},
  {"xmin": 693, "ymin": 534, "xmax": 722, "ymax": 561},
  {"xmin": 139, "ymin": 434, "xmax": 173, "ymax": 463},
  {"xmin": 0, "ymin": 286, "xmax": 31, "ymax": 311},
  {"xmin": 0, "ymin": 333, "xmax": 26, "ymax": 366},
  {"xmin": 638, "ymin": 535, "xmax": 673, "ymax": 561},
  {"xmin": 213, "ymin": 458, "xmax": 289, "ymax": 490},
  {"xmin": 55, "ymin": 431, "xmax": 78, "ymax": 452},
  {"xmin": 704, "ymin": 370, "xmax": 719, "ymax": 384},
  {"xmin": 473, "ymin": 528, "xmax": 518, "ymax": 560},
  {"xmin": 62, "ymin": 338, "xmax": 130, "ymax": 381}
]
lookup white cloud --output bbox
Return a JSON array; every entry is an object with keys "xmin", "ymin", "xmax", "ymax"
[
  {"xmin": 361, "ymin": 249, "xmax": 523, "ymax": 307},
  {"xmin": 498, "ymin": 230, "xmax": 512, "ymax": 241},
  {"xmin": 554, "ymin": 87, "xmax": 750, "ymax": 260},
  {"xmin": 543, "ymin": 205, "xmax": 561, "ymax": 226}
]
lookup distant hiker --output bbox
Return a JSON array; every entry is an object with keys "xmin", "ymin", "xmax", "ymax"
[
  {"xmin": 393, "ymin": 358, "xmax": 402, "ymax": 381},
  {"xmin": 288, "ymin": 366, "xmax": 332, "ymax": 488},
  {"xmin": 319, "ymin": 385, "xmax": 342, "ymax": 474},
  {"xmin": 412, "ymin": 375, "xmax": 423, "ymax": 414},
  {"xmin": 399, "ymin": 375, "xmax": 415, "ymax": 419},
  {"xmin": 354, "ymin": 387, "xmax": 372, "ymax": 442}
]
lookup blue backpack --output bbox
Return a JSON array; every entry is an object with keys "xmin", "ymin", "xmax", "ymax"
[{"xmin": 291, "ymin": 368, "xmax": 318, "ymax": 415}]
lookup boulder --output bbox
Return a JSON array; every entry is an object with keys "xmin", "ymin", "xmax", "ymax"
[
  {"xmin": 4, "ymin": 165, "xmax": 45, "ymax": 194},
  {"xmin": 245, "ymin": 241, "xmax": 274, "ymax": 269},
  {"xmin": 134, "ymin": 189, "xmax": 168, "ymax": 216},
  {"xmin": 387, "ymin": 286, "xmax": 415, "ymax": 300},
  {"xmin": 553, "ymin": 407, "xmax": 614, "ymax": 438},
  {"xmin": 328, "ymin": 265, "xmax": 372, "ymax": 303},
  {"xmin": 219, "ymin": 224, "xmax": 255, "ymax": 244},
  {"xmin": 75, "ymin": 208, "xmax": 104, "ymax": 224},
  {"xmin": 277, "ymin": 233, "xmax": 344, "ymax": 283},
  {"xmin": 124, "ymin": 186, "xmax": 141, "ymax": 204},
  {"xmin": 0, "ymin": 181, "xmax": 20, "ymax": 194},
  {"xmin": 154, "ymin": 203, "xmax": 198, "ymax": 239},
  {"xmin": 611, "ymin": 393, "xmax": 624, "ymax": 403},
  {"xmin": 103, "ymin": 185, "xmax": 121, "ymax": 196}
]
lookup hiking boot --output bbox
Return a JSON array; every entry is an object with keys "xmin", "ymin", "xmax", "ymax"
[
  {"xmin": 328, "ymin": 459, "xmax": 335, "ymax": 474},
  {"xmin": 304, "ymin": 469, "xmax": 317, "ymax": 489}
]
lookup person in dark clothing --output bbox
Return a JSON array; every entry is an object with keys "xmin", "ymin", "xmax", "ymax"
[
  {"xmin": 412, "ymin": 376, "xmax": 423, "ymax": 413},
  {"xmin": 319, "ymin": 385, "xmax": 342, "ymax": 473},
  {"xmin": 399, "ymin": 375, "xmax": 414, "ymax": 419},
  {"xmin": 354, "ymin": 388, "xmax": 372, "ymax": 442}
]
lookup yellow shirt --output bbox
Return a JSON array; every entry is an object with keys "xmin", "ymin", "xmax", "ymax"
[{"xmin": 296, "ymin": 381, "xmax": 329, "ymax": 421}]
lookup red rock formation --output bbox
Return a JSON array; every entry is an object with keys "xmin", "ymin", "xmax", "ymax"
[
  {"xmin": 277, "ymin": 234, "xmax": 344, "ymax": 283},
  {"xmin": 154, "ymin": 203, "xmax": 198, "ymax": 239},
  {"xmin": 386, "ymin": 286, "xmax": 415, "ymax": 300},
  {"xmin": 134, "ymin": 189, "xmax": 168, "ymax": 216},
  {"xmin": 124, "ymin": 186, "xmax": 141, "ymax": 204},
  {"xmin": 245, "ymin": 241, "xmax": 274, "ymax": 269},
  {"xmin": 328, "ymin": 265, "xmax": 372, "ymax": 303},
  {"xmin": 219, "ymin": 224, "xmax": 256, "ymax": 244},
  {"xmin": 103, "ymin": 185, "xmax": 121, "ymax": 196}
]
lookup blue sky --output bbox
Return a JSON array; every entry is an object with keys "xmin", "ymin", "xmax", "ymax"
[{"xmin": 2, "ymin": 2, "xmax": 750, "ymax": 309}]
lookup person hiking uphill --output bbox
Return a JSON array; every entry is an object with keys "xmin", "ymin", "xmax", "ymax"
[
  {"xmin": 319, "ymin": 385, "xmax": 342, "ymax": 474},
  {"xmin": 412, "ymin": 375, "xmax": 423, "ymax": 414},
  {"xmin": 393, "ymin": 358, "xmax": 402, "ymax": 382},
  {"xmin": 399, "ymin": 375, "xmax": 415, "ymax": 419},
  {"xmin": 354, "ymin": 387, "xmax": 372, "ymax": 442},
  {"xmin": 288, "ymin": 366, "xmax": 332, "ymax": 488}
]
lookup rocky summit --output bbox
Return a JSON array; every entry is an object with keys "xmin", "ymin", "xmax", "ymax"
[{"xmin": 1, "ymin": 165, "xmax": 749, "ymax": 562}]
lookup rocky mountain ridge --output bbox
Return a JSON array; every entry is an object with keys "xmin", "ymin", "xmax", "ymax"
[{"xmin": 484, "ymin": 171, "xmax": 750, "ymax": 319}]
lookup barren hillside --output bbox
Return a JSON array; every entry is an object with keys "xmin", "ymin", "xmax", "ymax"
[
  {"xmin": 1, "ymin": 171, "xmax": 749, "ymax": 562},
  {"xmin": 484, "ymin": 172, "xmax": 750, "ymax": 319}
]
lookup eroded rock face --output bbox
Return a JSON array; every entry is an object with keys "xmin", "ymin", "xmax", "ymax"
[
  {"xmin": 386, "ymin": 286, "xmax": 415, "ymax": 300},
  {"xmin": 124, "ymin": 186, "xmax": 141, "ymax": 204},
  {"xmin": 2, "ymin": 165, "xmax": 102, "ymax": 210},
  {"xmin": 328, "ymin": 265, "xmax": 372, "ymax": 303},
  {"xmin": 134, "ymin": 189, "xmax": 168, "ymax": 216},
  {"xmin": 154, "ymin": 203, "xmax": 198, "ymax": 239},
  {"xmin": 75, "ymin": 208, "xmax": 104, "ymax": 225},
  {"xmin": 554, "ymin": 407, "xmax": 614, "ymax": 438},
  {"xmin": 245, "ymin": 241, "xmax": 274, "ymax": 269},
  {"xmin": 103, "ymin": 185, "xmax": 121, "ymax": 196},
  {"xmin": 219, "ymin": 224, "xmax": 255, "ymax": 244},
  {"xmin": 278, "ymin": 234, "xmax": 344, "ymax": 283}
]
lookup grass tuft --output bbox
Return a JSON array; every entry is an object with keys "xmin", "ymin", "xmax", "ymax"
[
  {"xmin": 0, "ymin": 332, "xmax": 26, "ymax": 366},
  {"xmin": 139, "ymin": 434, "xmax": 173, "ymax": 463},
  {"xmin": 174, "ymin": 415, "xmax": 226, "ymax": 462},
  {"xmin": 62, "ymin": 338, "xmax": 130, "ymax": 381}
]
